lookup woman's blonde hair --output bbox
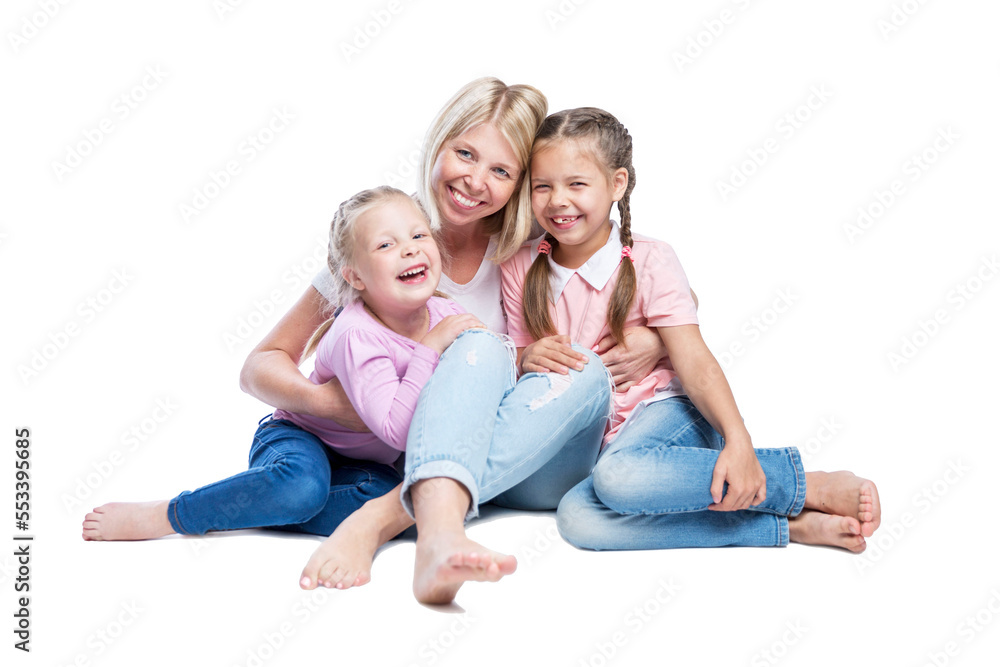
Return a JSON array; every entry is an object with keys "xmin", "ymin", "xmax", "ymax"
[
  {"xmin": 522, "ymin": 108, "xmax": 638, "ymax": 345},
  {"xmin": 302, "ymin": 186, "xmax": 428, "ymax": 359},
  {"xmin": 416, "ymin": 77, "xmax": 547, "ymax": 263}
]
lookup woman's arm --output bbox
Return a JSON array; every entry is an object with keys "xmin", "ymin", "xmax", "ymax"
[
  {"xmin": 239, "ymin": 286, "xmax": 368, "ymax": 432},
  {"xmin": 657, "ymin": 323, "xmax": 766, "ymax": 512}
]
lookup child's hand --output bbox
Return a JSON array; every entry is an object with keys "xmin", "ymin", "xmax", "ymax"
[
  {"xmin": 707, "ymin": 442, "xmax": 767, "ymax": 511},
  {"xmin": 420, "ymin": 314, "xmax": 485, "ymax": 355},
  {"xmin": 521, "ymin": 335, "xmax": 588, "ymax": 374}
]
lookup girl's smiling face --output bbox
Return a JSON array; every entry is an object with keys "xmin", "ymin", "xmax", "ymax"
[
  {"xmin": 530, "ymin": 138, "xmax": 628, "ymax": 267},
  {"xmin": 343, "ymin": 198, "xmax": 442, "ymax": 317},
  {"xmin": 431, "ymin": 123, "xmax": 521, "ymax": 228}
]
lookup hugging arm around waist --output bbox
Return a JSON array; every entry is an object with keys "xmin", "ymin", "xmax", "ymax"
[{"xmin": 239, "ymin": 285, "xmax": 367, "ymax": 432}]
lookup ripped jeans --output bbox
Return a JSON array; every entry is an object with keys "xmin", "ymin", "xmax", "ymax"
[{"xmin": 400, "ymin": 329, "xmax": 612, "ymax": 521}]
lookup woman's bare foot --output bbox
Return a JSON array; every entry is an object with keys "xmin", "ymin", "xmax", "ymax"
[
  {"xmin": 412, "ymin": 530, "xmax": 517, "ymax": 605},
  {"xmin": 804, "ymin": 471, "xmax": 881, "ymax": 537},
  {"xmin": 300, "ymin": 487, "xmax": 414, "ymax": 591},
  {"xmin": 789, "ymin": 510, "xmax": 867, "ymax": 553},
  {"xmin": 82, "ymin": 501, "xmax": 175, "ymax": 541}
]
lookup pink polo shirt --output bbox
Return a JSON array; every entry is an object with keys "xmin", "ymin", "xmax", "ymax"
[{"xmin": 500, "ymin": 222, "xmax": 699, "ymax": 445}]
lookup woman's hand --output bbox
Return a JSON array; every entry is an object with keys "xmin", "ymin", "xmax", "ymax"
[
  {"xmin": 520, "ymin": 335, "xmax": 588, "ymax": 374},
  {"xmin": 707, "ymin": 440, "xmax": 766, "ymax": 511},
  {"xmin": 420, "ymin": 314, "xmax": 485, "ymax": 355},
  {"xmin": 593, "ymin": 326, "xmax": 664, "ymax": 391},
  {"xmin": 306, "ymin": 377, "xmax": 370, "ymax": 432}
]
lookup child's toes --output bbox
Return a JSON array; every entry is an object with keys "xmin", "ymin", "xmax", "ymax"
[{"xmin": 839, "ymin": 515, "xmax": 861, "ymax": 536}]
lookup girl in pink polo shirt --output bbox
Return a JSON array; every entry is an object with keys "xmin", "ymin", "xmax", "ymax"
[{"xmin": 502, "ymin": 107, "xmax": 882, "ymax": 552}]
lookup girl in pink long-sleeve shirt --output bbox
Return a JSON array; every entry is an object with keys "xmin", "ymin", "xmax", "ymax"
[
  {"xmin": 83, "ymin": 187, "xmax": 482, "ymax": 589},
  {"xmin": 506, "ymin": 107, "xmax": 882, "ymax": 553}
]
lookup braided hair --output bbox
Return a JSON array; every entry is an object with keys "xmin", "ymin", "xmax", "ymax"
[{"xmin": 522, "ymin": 107, "xmax": 637, "ymax": 344}]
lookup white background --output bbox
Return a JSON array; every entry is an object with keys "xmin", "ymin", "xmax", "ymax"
[{"xmin": 3, "ymin": 1, "xmax": 999, "ymax": 666}]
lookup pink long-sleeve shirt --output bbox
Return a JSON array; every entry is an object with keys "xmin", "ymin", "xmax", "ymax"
[{"xmin": 273, "ymin": 296, "xmax": 464, "ymax": 464}]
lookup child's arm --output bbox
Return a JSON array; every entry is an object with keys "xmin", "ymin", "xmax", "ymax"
[{"xmin": 657, "ymin": 323, "xmax": 767, "ymax": 512}]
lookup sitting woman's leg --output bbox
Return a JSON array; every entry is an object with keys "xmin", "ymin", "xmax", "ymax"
[{"xmin": 400, "ymin": 330, "xmax": 611, "ymax": 603}]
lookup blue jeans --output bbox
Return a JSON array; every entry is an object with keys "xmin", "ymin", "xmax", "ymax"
[
  {"xmin": 401, "ymin": 329, "xmax": 612, "ymax": 520},
  {"xmin": 167, "ymin": 417, "xmax": 402, "ymax": 536},
  {"xmin": 556, "ymin": 396, "xmax": 806, "ymax": 550}
]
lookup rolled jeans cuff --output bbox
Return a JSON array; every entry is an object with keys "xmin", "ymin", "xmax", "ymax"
[
  {"xmin": 167, "ymin": 494, "xmax": 192, "ymax": 535},
  {"xmin": 776, "ymin": 515, "xmax": 789, "ymax": 547},
  {"xmin": 400, "ymin": 459, "xmax": 480, "ymax": 522},
  {"xmin": 786, "ymin": 446, "xmax": 807, "ymax": 517}
]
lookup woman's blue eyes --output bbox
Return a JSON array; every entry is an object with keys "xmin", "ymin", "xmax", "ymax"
[{"xmin": 456, "ymin": 148, "xmax": 511, "ymax": 178}]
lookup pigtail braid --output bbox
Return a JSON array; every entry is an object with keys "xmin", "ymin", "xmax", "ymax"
[
  {"xmin": 522, "ymin": 234, "xmax": 559, "ymax": 340},
  {"xmin": 606, "ymin": 121, "xmax": 638, "ymax": 345}
]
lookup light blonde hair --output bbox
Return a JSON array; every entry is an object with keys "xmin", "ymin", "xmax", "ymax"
[
  {"xmin": 417, "ymin": 77, "xmax": 547, "ymax": 263},
  {"xmin": 523, "ymin": 108, "xmax": 638, "ymax": 345},
  {"xmin": 303, "ymin": 186, "xmax": 429, "ymax": 359}
]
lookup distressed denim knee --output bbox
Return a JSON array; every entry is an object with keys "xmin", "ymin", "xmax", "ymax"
[
  {"xmin": 524, "ymin": 344, "xmax": 612, "ymax": 416},
  {"xmin": 441, "ymin": 327, "xmax": 517, "ymax": 380}
]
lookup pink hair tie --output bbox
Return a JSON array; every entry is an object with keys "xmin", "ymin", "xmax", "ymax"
[
  {"xmin": 538, "ymin": 239, "xmax": 552, "ymax": 255},
  {"xmin": 621, "ymin": 245, "xmax": 633, "ymax": 262}
]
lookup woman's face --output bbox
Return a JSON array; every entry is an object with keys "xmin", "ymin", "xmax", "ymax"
[{"xmin": 430, "ymin": 123, "xmax": 521, "ymax": 228}]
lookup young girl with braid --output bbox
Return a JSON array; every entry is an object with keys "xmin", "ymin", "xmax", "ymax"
[{"xmin": 501, "ymin": 108, "xmax": 883, "ymax": 552}]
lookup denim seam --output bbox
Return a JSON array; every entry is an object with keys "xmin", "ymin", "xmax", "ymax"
[
  {"xmin": 788, "ymin": 447, "xmax": 806, "ymax": 517},
  {"xmin": 776, "ymin": 514, "xmax": 789, "ymax": 546},
  {"xmin": 168, "ymin": 496, "xmax": 192, "ymax": 535},
  {"xmin": 611, "ymin": 414, "xmax": 710, "ymax": 457},
  {"xmin": 325, "ymin": 469, "xmax": 374, "ymax": 498}
]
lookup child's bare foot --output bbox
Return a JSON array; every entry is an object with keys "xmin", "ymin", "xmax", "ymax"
[
  {"xmin": 789, "ymin": 510, "xmax": 867, "ymax": 553},
  {"xmin": 82, "ymin": 501, "xmax": 174, "ymax": 541},
  {"xmin": 300, "ymin": 489, "xmax": 414, "ymax": 591},
  {"xmin": 804, "ymin": 471, "xmax": 881, "ymax": 537},
  {"xmin": 412, "ymin": 531, "xmax": 517, "ymax": 605}
]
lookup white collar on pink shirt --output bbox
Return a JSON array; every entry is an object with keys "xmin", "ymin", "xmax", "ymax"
[{"xmin": 529, "ymin": 220, "xmax": 623, "ymax": 303}]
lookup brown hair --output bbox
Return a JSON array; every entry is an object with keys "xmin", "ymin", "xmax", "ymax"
[{"xmin": 522, "ymin": 107, "xmax": 637, "ymax": 344}]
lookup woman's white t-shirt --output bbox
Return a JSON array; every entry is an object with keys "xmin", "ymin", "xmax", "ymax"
[{"xmin": 311, "ymin": 235, "xmax": 508, "ymax": 334}]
